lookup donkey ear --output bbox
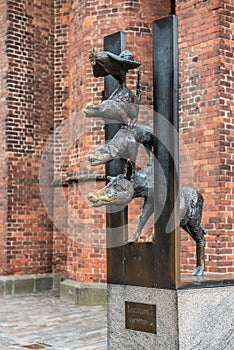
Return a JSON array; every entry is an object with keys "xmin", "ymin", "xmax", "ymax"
[{"xmin": 107, "ymin": 176, "xmax": 115, "ymax": 183}]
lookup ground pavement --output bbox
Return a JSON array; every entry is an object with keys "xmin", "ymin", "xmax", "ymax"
[{"xmin": 0, "ymin": 292, "xmax": 107, "ymax": 350}]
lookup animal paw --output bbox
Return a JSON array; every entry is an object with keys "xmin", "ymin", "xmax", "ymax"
[
  {"xmin": 129, "ymin": 117, "xmax": 138, "ymax": 128},
  {"xmin": 192, "ymin": 265, "xmax": 204, "ymax": 277},
  {"xmin": 146, "ymin": 234, "xmax": 154, "ymax": 243},
  {"xmin": 128, "ymin": 234, "xmax": 139, "ymax": 243}
]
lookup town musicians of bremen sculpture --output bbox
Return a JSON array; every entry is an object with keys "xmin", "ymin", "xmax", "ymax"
[{"xmin": 84, "ymin": 48, "xmax": 207, "ymax": 277}]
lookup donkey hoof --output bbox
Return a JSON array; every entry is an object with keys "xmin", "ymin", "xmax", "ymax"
[{"xmin": 192, "ymin": 266, "xmax": 204, "ymax": 277}]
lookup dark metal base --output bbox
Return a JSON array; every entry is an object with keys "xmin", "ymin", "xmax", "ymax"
[
  {"xmin": 107, "ymin": 243, "xmax": 155, "ymax": 288},
  {"xmin": 180, "ymin": 273, "xmax": 234, "ymax": 289}
]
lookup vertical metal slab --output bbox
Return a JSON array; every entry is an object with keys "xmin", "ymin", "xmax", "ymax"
[
  {"xmin": 104, "ymin": 33, "xmax": 155, "ymax": 287},
  {"xmin": 104, "ymin": 32, "xmax": 128, "ymax": 250},
  {"xmin": 171, "ymin": 1, "xmax": 176, "ymax": 15},
  {"xmin": 107, "ymin": 243, "xmax": 155, "ymax": 287},
  {"xmin": 153, "ymin": 16, "xmax": 180, "ymax": 289},
  {"xmin": 104, "ymin": 32, "xmax": 126, "ymax": 100}
]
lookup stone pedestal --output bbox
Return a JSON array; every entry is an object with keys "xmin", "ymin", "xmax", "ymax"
[{"xmin": 107, "ymin": 281, "xmax": 234, "ymax": 350}]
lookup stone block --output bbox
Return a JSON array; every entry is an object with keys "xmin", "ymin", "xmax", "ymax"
[
  {"xmin": 77, "ymin": 283, "xmax": 107, "ymax": 306},
  {"xmin": 0, "ymin": 280, "xmax": 5, "ymax": 296},
  {"xmin": 35, "ymin": 275, "xmax": 53, "ymax": 292},
  {"xmin": 178, "ymin": 286, "xmax": 234, "ymax": 350},
  {"xmin": 14, "ymin": 277, "xmax": 34, "ymax": 294},
  {"xmin": 60, "ymin": 279, "xmax": 78, "ymax": 304},
  {"xmin": 60, "ymin": 279, "xmax": 107, "ymax": 306},
  {"xmin": 107, "ymin": 284, "xmax": 234, "ymax": 350},
  {"xmin": 108, "ymin": 284, "xmax": 178, "ymax": 350},
  {"xmin": 53, "ymin": 273, "xmax": 67, "ymax": 291},
  {"xmin": 5, "ymin": 280, "xmax": 13, "ymax": 295},
  {"xmin": 0, "ymin": 273, "xmax": 65, "ymax": 296}
]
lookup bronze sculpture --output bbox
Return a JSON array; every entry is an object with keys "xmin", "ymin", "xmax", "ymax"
[
  {"xmin": 84, "ymin": 48, "xmax": 207, "ymax": 276},
  {"xmin": 88, "ymin": 125, "xmax": 153, "ymax": 178},
  {"xmin": 85, "ymin": 50, "xmax": 141, "ymax": 127},
  {"xmin": 87, "ymin": 160, "xmax": 206, "ymax": 277},
  {"xmin": 89, "ymin": 49, "xmax": 141, "ymax": 86}
]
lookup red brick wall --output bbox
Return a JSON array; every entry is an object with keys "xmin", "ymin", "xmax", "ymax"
[
  {"xmin": 0, "ymin": 0, "xmax": 8, "ymax": 275},
  {"xmin": 0, "ymin": 0, "xmax": 233, "ymax": 279},
  {"xmin": 2, "ymin": 0, "xmax": 54, "ymax": 275},
  {"xmin": 215, "ymin": 0, "xmax": 234, "ymax": 273},
  {"xmin": 177, "ymin": 0, "xmax": 234, "ymax": 274},
  {"xmin": 52, "ymin": 0, "xmax": 70, "ymax": 274}
]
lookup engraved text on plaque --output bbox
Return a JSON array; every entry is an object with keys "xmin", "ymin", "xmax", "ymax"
[{"xmin": 125, "ymin": 301, "xmax": 156, "ymax": 334}]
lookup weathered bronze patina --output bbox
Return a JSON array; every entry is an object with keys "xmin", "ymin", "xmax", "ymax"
[
  {"xmin": 84, "ymin": 49, "xmax": 141, "ymax": 127},
  {"xmin": 88, "ymin": 162, "xmax": 206, "ymax": 276},
  {"xmin": 89, "ymin": 49, "xmax": 141, "ymax": 86},
  {"xmin": 84, "ymin": 20, "xmax": 207, "ymax": 285},
  {"xmin": 88, "ymin": 125, "xmax": 153, "ymax": 177}
]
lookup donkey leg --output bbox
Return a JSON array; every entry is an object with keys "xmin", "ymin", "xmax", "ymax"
[
  {"xmin": 183, "ymin": 222, "xmax": 206, "ymax": 276},
  {"xmin": 181, "ymin": 190, "xmax": 207, "ymax": 276},
  {"xmin": 192, "ymin": 225, "xmax": 206, "ymax": 277},
  {"xmin": 194, "ymin": 236, "xmax": 205, "ymax": 277}
]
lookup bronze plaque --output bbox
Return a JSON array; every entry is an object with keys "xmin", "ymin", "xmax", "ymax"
[{"xmin": 125, "ymin": 301, "xmax": 156, "ymax": 334}]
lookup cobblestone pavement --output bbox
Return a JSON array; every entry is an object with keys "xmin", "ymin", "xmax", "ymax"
[{"xmin": 0, "ymin": 293, "xmax": 107, "ymax": 350}]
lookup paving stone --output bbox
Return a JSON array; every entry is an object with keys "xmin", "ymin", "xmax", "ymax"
[{"xmin": 0, "ymin": 292, "xmax": 107, "ymax": 350}]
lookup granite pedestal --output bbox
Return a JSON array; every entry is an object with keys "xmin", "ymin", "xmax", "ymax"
[{"xmin": 107, "ymin": 278, "xmax": 234, "ymax": 350}]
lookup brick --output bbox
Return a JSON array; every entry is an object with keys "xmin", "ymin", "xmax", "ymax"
[{"xmin": 179, "ymin": 0, "xmax": 234, "ymax": 274}]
